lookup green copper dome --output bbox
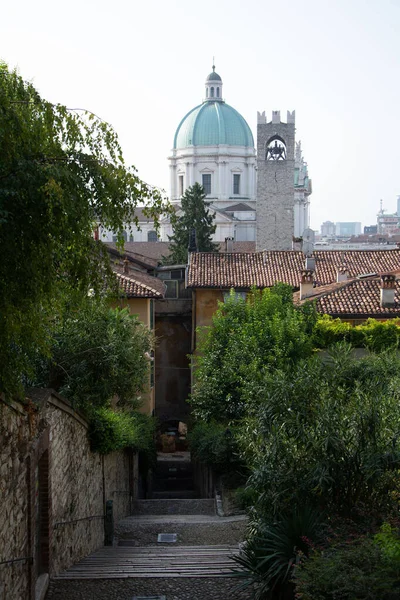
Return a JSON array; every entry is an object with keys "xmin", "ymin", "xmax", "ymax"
[{"xmin": 173, "ymin": 101, "xmax": 254, "ymax": 149}]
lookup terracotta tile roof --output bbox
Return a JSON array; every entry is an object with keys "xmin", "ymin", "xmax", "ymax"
[
  {"xmin": 106, "ymin": 241, "xmax": 257, "ymax": 266},
  {"xmin": 187, "ymin": 250, "xmax": 400, "ymax": 289},
  {"xmin": 114, "ymin": 269, "xmax": 165, "ymax": 299},
  {"xmin": 297, "ymin": 278, "xmax": 400, "ymax": 318}
]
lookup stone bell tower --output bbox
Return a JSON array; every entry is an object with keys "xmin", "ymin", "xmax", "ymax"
[{"xmin": 256, "ymin": 110, "xmax": 296, "ymax": 250}]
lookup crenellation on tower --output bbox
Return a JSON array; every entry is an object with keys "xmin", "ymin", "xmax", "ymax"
[
  {"xmin": 271, "ymin": 110, "xmax": 281, "ymax": 124},
  {"xmin": 257, "ymin": 111, "xmax": 266, "ymax": 124}
]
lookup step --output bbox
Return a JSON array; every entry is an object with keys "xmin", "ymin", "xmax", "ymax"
[
  {"xmin": 53, "ymin": 545, "xmax": 239, "ymax": 579},
  {"xmin": 115, "ymin": 514, "xmax": 247, "ymax": 547},
  {"xmin": 132, "ymin": 499, "xmax": 216, "ymax": 516},
  {"xmin": 151, "ymin": 490, "xmax": 198, "ymax": 500},
  {"xmin": 152, "ymin": 477, "xmax": 196, "ymax": 492},
  {"xmin": 154, "ymin": 461, "xmax": 193, "ymax": 477}
]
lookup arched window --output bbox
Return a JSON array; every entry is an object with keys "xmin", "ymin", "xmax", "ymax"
[
  {"xmin": 216, "ymin": 87, "xmax": 220, "ymax": 98},
  {"xmin": 122, "ymin": 230, "xmax": 128, "ymax": 241},
  {"xmin": 206, "ymin": 88, "xmax": 208, "ymax": 98},
  {"xmin": 210, "ymin": 87, "xmax": 214, "ymax": 98},
  {"xmin": 129, "ymin": 234, "xmax": 134, "ymax": 242},
  {"xmin": 266, "ymin": 136, "xmax": 287, "ymax": 161},
  {"xmin": 148, "ymin": 230, "xmax": 158, "ymax": 242}
]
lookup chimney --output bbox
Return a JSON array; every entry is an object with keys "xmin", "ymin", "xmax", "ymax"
[
  {"xmin": 123, "ymin": 258, "xmax": 129, "ymax": 274},
  {"xmin": 336, "ymin": 265, "xmax": 349, "ymax": 282},
  {"xmin": 305, "ymin": 256, "xmax": 315, "ymax": 271},
  {"xmin": 300, "ymin": 269, "xmax": 315, "ymax": 300},
  {"xmin": 225, "ymin": 237, "xmax": 234, "ymax": 252},
  {"xmin": 380, "ymin": 274, "xmax": 396, "ymax": 307},
  {"xmin": 292, "ymin": 237, "xmax": 303, "ymax": 251}
]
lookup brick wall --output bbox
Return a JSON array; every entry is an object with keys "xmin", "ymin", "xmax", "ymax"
[{"xmin": 0, "ymin": 390, "xmax": 138, "ymax": 600}]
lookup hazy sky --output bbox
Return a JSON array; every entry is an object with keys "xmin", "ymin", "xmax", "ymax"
[{"xmin": 2, "ymin": 0, "xmax": 399, "ymax": 231}]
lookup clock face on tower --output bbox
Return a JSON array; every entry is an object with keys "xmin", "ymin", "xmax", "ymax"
[{"xmin": 266, "ymin": 137, "xmax": 287, "ymax": 161}]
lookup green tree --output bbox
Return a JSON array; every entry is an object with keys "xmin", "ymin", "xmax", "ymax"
[
  {"xmin": 0, "ymin": 63, "xmax": 165, "ymax": 397},
  {"xmin": 166, "ymin": 182, "xmax": 218, "ymax": 264},
  {"xmin": 34, "ymin": 298, "xmax": 153, "ymax": 415},
  {"xmin": 241, "ymin": 347, "xmax": 400, "ymax": 519},
  {"xmin": 190, "ymin": 285, "xmax": 316, "ymax": 422}
]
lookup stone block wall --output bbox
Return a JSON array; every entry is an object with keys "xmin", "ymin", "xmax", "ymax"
[
  {"xmin": 0, "ymin": 390, "xmax": 137, "ymax": 600},
  {"xmin": 256, "ymin": 117, "xmax": 296, "ymax": 251},
  {"xmin": 0, "ymin": 400, "xmax": 31, "ymax": 600}
]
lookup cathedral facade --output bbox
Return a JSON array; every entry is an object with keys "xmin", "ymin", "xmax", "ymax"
[{"xmin": 100, "ymin": 66, "xmax": 312, "ymax": 250}]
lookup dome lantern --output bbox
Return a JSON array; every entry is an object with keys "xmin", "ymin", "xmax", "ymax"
[{"xmin": 204, "ymin": 63, "xmax": 223, "ymax": 102}]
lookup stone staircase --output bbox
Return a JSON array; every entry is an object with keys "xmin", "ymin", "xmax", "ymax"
[
  {"xmin": 48, "ymin": 453, "xmax": 250, "ymax": 598},
  {"xmin": 149, "ymin": 452, "xmax": 199, "ymax": 500}
]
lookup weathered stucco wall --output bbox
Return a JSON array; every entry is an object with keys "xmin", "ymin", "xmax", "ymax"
[
  {"xmin": 0, "ymin": 390, "xmax": 137, "ymax": 600},
  {"xmin": 155, "ymin": 314, "xmax": 192, "ymax": 423},
  {"xmin": 115, "ymin": 297, "xmax": 155, "ymax": 415},
  {"xmin": 193, "ymin": 289, "xmax": 224, "ymax": 346}
]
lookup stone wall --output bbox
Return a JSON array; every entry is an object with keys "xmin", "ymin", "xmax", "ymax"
[
  {"xmin": 256, "ymin": 113, "xmax": 296, "ymax": 251},
  {"xmin": 0, "ymin": 390, "xmax": 138, "ymax": 600}
]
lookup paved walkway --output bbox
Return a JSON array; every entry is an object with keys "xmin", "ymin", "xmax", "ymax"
[{"xmin": 47, "ymin": 508, "xmax": 251, "ymax": 599}]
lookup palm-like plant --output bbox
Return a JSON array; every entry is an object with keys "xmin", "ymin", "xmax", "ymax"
[{"xmin": 232, "ymin": 506, "xmax": 324, "ymax": 600}]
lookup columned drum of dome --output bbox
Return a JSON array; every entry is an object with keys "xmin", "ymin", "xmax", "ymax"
[{"xmin": 168, "ymin": 67, "xmax": 257, "ymax": 211}]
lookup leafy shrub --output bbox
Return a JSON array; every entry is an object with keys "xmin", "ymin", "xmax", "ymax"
[
  {"xmin": 241, "ymin": 350, "xmax": 400, "ymax": 519},
  {"xmin": 188, "ymin": 421, "xmax": 246, "ymax": 481},
  {"xmin": 374, "ymin": 522, "xmax": 400, "ymax": 564},
  {"xmin": 232, "ymin": 506, "xmax": 324, "ymax": 600},
  {"xmin": 294, "ymin": 533, "xmax": 400, "ymax": 600},
  {"xmin": 190, "ymin": 285, "xmax": 316, "ymax": 422},
  {"xmin": 188, "ymin": 421, "xmax": 249, "ymax": 488},
  {"xmin": 36, "ymin": 299, "xmax": 153, "ymax": 415},
  {"xmin": 88, "ymin": 407, "xmax": 156, "ymax": 456},
  {"xmin": 314, "ymin": 315, "xmax": 400, "ymax": 351}
]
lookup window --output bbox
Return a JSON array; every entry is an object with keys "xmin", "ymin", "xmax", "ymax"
[
  {"xmin": 129, "ymin": 234, "xmax": 134, "ymax": 242},
  {"xmin": 202, "ymin": 173, "xmax": 211, "ymax": 195},
  {"xmin": 179, "ymin": 175, "xmax": 184, "ymax": 197},
  {"xmin": 210, "ymin": 87, "xmax": 214, "ymax": 98},
  {"xmin": 216, "ymin": 87, "xmax": 220, "ymax": 98},
  {"xmin": 233, "ymin": 173, "xmax": 240, "ymax": 195},
  {"xmin": 149, "ymin": 299, "xmax": 154, "ymax": 330},
  {"xmin": 165, "ymin": 280, "xmax": 178, "ymax": 299},
  {"xmin": 206, "ymin": 88, "xmax": 209, "ymax": 98},
  {"xmin": 148, "ymin": 230, "xmax": 158, "ymax": 242}
]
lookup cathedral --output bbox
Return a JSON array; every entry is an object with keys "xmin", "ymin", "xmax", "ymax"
[{"xmin": 100, "ymin": 66, "xmax": 312, "ymax": 250}]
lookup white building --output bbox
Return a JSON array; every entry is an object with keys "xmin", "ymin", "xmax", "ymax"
[{"xmin": 100, "ymin": 66, "xmax": 311, "ymax": 245}]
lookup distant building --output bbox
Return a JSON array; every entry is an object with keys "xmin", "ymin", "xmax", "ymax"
[
  {"xmin": 320, "ymin": 221, "xmax": 336, "ymax": 237},
  {"xmin": 100, "ymin": 66, "xmax": 312, "ymax": 249},
  {"xmin": 364, "ymin": 225, "xmax": 378, "ymax": 235},
  {"xmin": 336, "ymin": 222, "xmax": 361, "ymax": 237},
  {"xmin": 377, "ymin": 197, "xmax": 400, "ymax": 235}
]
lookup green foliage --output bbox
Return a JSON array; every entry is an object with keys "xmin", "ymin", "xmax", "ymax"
[
  {"xmin": 165, "ymin": 182, "xmax": 218, "ymax": 264},
  {"xmin": 232, "ymin": 506, "xmax": 324, "ymax": 600},
  {"xmin": 35, "ymin": 298, "xmax": 153, "ymax": 415},
  {"xmin": 314, "ymin": 315, "xmax": 400, "ymax": 351},
  {"xmin": 188, "ymin": 420, "xmax": 246, "ymax": 478},
  {"xmin": 190, "ymin": 285, "xmax": 316, "ymax": 422},
  {"xmin": 374, "ymin": 522, "xmax": 400, "ymax": 564},
  {"xmin": 0, "ymin": 63, "xmax": 165, "ymax": 397},
  {"xmin": 294, "ymin": 534, "xmax": 400, "ymax": 600},
  {"xmin": 241, "ymin": 349, "xmax": 400, "ymax": 519},
  {"xmin": 88, "ymin": 407, "xmax": 156, "ymax": 455}
]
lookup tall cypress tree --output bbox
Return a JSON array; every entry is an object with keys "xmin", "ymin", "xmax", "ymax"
[{"xmin": 166, "ymin": 183, "xmax": 218, "ymax": 264}]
